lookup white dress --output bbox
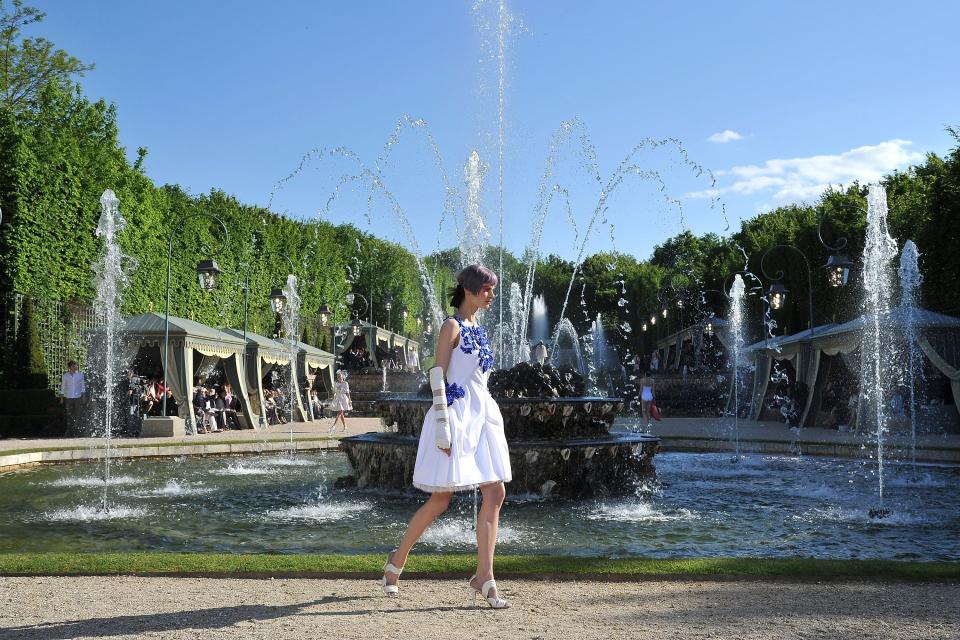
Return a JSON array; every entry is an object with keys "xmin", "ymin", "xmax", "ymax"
[
  {"xmin": 412, "ymin": 316, "xmax": 512, "ymax": 493},
  {"xmin": 330, "ymin": 381, "xmax": 351, "ymax": 412}
]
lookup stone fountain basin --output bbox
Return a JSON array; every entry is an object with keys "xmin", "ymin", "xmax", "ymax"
[
  {"xmin": 339, "ymin": 431, "xmax": 659, "ymax": 498},
  {"xmin": 344, "ymin": 395, "xmax": 660, "ymax": 498},
  {"xmin": 377, "ymin": 395, "xmax": 625, "ymax": 440}
]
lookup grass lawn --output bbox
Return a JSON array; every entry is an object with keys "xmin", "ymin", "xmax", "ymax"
[{"xmin": 1, "ymin": 553, "xmax": 957, "ymax": 581}]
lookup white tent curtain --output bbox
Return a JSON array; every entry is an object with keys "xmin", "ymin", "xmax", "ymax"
[
  {"xmin": 335, "ymin": 330, "xmax": 355, "ymax": 354},
  {"xmin": 221, "ymin": 354, "xmax": 254, "ymax": 428},
  {"xmin": 193, "ymin": 354, "xmax": 220, "ymax": 380},
  {"xmin": 287, "ymin": 363, "xmax": 308, "ymax": 422},
  {"xmin": 250, "ymin": 357, "xmax": 286, "ymax": 426},
  {"xmin": 918, "ymin": 336, "xmax": 960, "ymax": 418},
  {"xmin": 798, "ymin": 345, "xmax": 821, "ymax": 427},
  {"xmin": 310, "ymin": 359, "xmax": 335, "ymax": 391},
  {"xmin": 749, "ymin": 352, "xmax": 773, "ymax": 420},
  {"xmin": 715, "ymin": 326, "xmax": 732, "ymax": 351},
  {"xmin": 366, "ymin": 330, "xmax": 376, "ymax": 366},
  {"xmin": 158, "ymin": 337, "xmax": 194, "ymax": 433}
]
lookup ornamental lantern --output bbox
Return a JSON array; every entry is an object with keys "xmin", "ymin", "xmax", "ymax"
[
  {"xmin": 825, "ymin": 254, "xmax": 853, "ymax": 288},
  {"xmin": 767, "ymin": 282, "xmax": 789, "ymax": 310},
  {"xmin": 317, "ymin": 304, "xmax": 331, "ymax": 327},
  {"xmin": 196, "ymin": 259, "xmax": 222, "ymax": 292},
  {"xmin": 269, "ymin": 288, "xmax": 286, "ymax": 314}
]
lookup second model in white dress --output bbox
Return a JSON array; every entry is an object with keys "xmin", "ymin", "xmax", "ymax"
[
  {"xmin": 330, "ymin": 380, "xmax": 352, "ymax": 412},
  {"xmin": 412, "ymin": 316, "xmax": 512, "ymax": 493}
]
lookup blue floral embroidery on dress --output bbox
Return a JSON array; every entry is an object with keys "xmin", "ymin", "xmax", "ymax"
[
  {"xmin": 445, "ymin": 382, "xmax": 465, "ymax": 406},
  {"xmin": 452, "ymin": 315, "xmax": 494, "ymax": 373}
]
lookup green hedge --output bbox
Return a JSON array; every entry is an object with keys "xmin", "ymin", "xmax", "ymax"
[{"xmin": 0, "ymin": 88, "xmax": 431, "ymax": 371}]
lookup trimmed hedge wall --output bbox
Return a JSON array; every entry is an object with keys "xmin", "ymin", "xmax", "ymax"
[{"xmin": 0, "ymin": 87, "xmax": 440, "ymax": 385}]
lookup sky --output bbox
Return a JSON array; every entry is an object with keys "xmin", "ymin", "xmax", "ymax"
[{"xmin": 31, "ymin": 0, "xmax": 960, "ymax": 264}]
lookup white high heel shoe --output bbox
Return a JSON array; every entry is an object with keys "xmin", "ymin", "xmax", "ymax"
[
  {"xmin": 381, "ymin": 551, "xmax": 403, "ymax": 597},
  {"xmin": 469, "ymin": 575, "xmax": 510, "ymax": 609}
]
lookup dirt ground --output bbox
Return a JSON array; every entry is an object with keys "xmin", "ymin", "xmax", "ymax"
[{"xmin": 2, "ymin": 576, "xmax": 959, "ymax": 639}]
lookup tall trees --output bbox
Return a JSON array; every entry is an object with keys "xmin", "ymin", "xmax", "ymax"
[{"xmin": 0, "ymin": 0, "xmax": 92, "ymax": 111}]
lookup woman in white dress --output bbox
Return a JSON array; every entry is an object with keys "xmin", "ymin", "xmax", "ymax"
[
  {"xmin": 328, "ymin": 370, "xmax": 352, "ymax": 433},
  {"xmin": 380, "ymin": 264, "xmax": 512, "ymax": 608}
]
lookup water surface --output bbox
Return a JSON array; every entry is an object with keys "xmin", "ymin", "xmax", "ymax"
[{"xmin": 1, "ymin": 452, "xmax": 957, "ymax": 560}]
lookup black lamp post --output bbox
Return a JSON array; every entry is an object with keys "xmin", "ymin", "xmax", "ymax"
[
  {"xmin": 761, "ymin": 214, "xmax": 855, "ymax": 332},
  {"xmin": 761, "ymin": 244, "xmax": 815, "ymax": 335},
  {"xmin": 384, "ymin": 294, "xmax": 394, "ymax": 330},
  {"xmin": 162, "ymin": 215, "xmax": 228, "ymax": 421},
  {"xmin": 317, "ymin": 303, "xmax": 339, "ymax": 377},
  {"xmin": 819, "ymin": 206, "xmax": 857, "ymax": 289},
  {"xmin": 345, "ymin": 292, "xmax": 369, "ymax": 324},
  {"xmin": 660, "ymin": 295, "xmax": 686, "ymax": 337}
]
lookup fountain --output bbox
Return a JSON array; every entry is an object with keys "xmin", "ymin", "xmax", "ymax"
[
  {"xmin": 261, "ymin": 0, "xmax": 726, "ymax": 499},
  {"xmin": 898, "ymin": 240, "xmax": 924, "ymax": 479},
  {"xmin": 326, "ymin": 114, "xmax": 663, "ymax": 497},
  {"xmin": 505, "ymin": 282, "xmax": 525, "ymax": 366},
  {"xmin": 348, "ymin": 368, "xmax": 658, "ymax": 498},
  {"xmin": 550, "ymin": 317, "xmax": 585, "ymax": 373},
  {"xmin": 88, "ymin": 189, "xmax": 133, "ymax": 512},
  {"xmin": 728, "ymin": 275, "xmax": 747, "ymax": 461},
  {"xmin": 531, "ymin": 295, "xmax": 549, "ymax": 344},
  {"xmin": 460, "ymin": 150, "xmax": 489, "ymax": 269},
  {"xmin": 861, "ymin": 185, "xmax": 899, "ymax": 517},
  {"xmin": 281, "ymin": 274, "xmax": 301, "ymax": 451},
  {"xmin": 343, "ymin": 308, "xmax": 657, "ymax": 497}
]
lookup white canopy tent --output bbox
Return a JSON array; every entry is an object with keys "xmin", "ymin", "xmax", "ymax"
[
  {"xmin": 335, "ymin": 321, "xmax": 420, "ymax": 370},
  {"xmin": 294, "ymin": 339, "xmax": 336, "ymax": 419},
  {"xmin": 123, "ymin": 313, "xmax": 254, "ymax": 433},
  {"xmin": 655, "ymin": 318, "xmax": 731, "ymax": 369},
  {"xmin": 221, "ymin": 328, "xmax": 290, "ymax": 427},
  {"xmin": 221, "ymin": 330, "xmax": 336, "ymax": 423},
  {"xmin": 747, "ymin": 308, "xmax": 960, "ymax": 425}
]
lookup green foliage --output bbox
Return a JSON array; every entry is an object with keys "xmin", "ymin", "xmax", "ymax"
[
  {"xmin": 0, "ymin": 0, "xmax": 92, "ymax": 111},
  {"xmin": 0, "ymin": 86, "xmax": 430, "ymax": 364},
  {"xmin": 8, "ymin": 297, "xmax": 47, "ymax": 388}
]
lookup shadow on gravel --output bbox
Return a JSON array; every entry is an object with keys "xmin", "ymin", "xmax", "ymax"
[{"xmin": 3, "ymin": 596, "xmax": 365, "ymax": 639}]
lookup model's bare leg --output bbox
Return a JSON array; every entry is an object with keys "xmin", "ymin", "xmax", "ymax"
[
  {"xmin": 385, "ymin": 491, "xmax": 452, "ymax": 587},
  {"xmin": 472, "ymin": 482, "xmax": 506, "ymax": 598}
]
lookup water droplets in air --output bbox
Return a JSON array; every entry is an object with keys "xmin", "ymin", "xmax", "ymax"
[
  {"xmin": 860, "ymin": 185, "xmax": 899, "ymax": 506},
  {"xmin": 89, "ymin": 189, "xmax": 134, "ymax": 512}
]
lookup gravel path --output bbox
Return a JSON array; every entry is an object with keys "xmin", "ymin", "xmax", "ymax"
[{"xmin": 2, "ymin": 576, "xmax": 959, "ymax": 639}]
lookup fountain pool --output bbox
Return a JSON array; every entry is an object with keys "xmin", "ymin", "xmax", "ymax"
[{"xmin": 1, "ymin": 451, "xmax": 957, "ymax": 560}]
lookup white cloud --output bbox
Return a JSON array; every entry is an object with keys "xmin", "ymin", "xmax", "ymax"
[
  {"xmin": 708, "ymin": 129, "xmax": 743, "ymax": 143},
  {"xmin": 687, "ymin": 139, "xmax": 924, "ymax": 203}
]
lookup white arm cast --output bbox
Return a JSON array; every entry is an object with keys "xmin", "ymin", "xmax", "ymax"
[{"xmin": 429, "ymin": 366, "xmax": 451, "ymax": 449}]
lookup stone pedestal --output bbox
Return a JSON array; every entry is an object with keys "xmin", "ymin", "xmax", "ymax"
[{"xmin": 141, "ymin": 416, "xmax": 186, "ymax": 437}]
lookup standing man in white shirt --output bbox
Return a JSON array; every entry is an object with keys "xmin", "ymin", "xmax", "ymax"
[{"xmin": 60, "ymin": 360, "xmax": 86, "ymax": 436}]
